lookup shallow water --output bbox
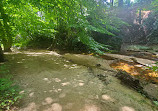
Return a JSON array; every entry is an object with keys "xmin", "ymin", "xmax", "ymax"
[{"xmin": 5, "ymin": 50, "xmax": 158, "ymax": 111}]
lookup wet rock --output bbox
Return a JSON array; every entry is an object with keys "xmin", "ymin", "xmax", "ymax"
[
  {"xmin": 144, "ymin": 83, "xmax": 158, "ymax": 100},
  {"xmin": 96, "ymin": 74, "xmax": 109, "ymax": 85},
  {"xmin": 116, "ymin": 70, "xmax": 158, "ymax": 101},
  {"xmin": 116, "ymin": 70, "xmax": 143, "ymax": 91}
]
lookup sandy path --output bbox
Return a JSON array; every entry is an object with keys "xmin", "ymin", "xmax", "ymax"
[{"xmin": 5, "ymin": 50, "xmax": 157, "ymax": 111}]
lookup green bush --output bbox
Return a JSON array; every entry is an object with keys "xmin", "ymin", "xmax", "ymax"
[
  {"xmin": 0, "ymin": 65, "xmax": 22, "ymax": 110},
  {"xmin": 146, "ymin": 62, "xmax": 158, "ymax": 72}
]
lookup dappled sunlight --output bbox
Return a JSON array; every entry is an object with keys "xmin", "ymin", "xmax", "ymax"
[
  {"xmin": 54, "ymin": 78, "xmax": 61, "ymax": 82},
  {"xmin": 42, "ymin": 97, "xmax": 53, "ymax": 105},
  {"xmin": 43, "ymin": 78, "xmax": 49, "ymax": 81},
  {"xmin": 61, "ymin": 82, "xmax": 70, "ymax": 86},
  {"xmin": 43, "ymin": 103, "xmax": 62, "ymax": 111},
  {"xmin": 5, "ymin": 50, "xmax": 157, "ymax": 111},
  {"xmin": 19, "ymin": 102, "xmax": 37, "ymax": 111},
  {"xmin": 101, "ymin": 95, "xmax": 115, "ymax": 102},
  {"xmin": 19, "ymin": 90, "xmax": 25, "ymax": 94},
  {"xmin": 79, "ymin": 82, "xmax": 85, "ymax": 86},
  {"xmin": 63, "ymin": 64, "xmax": 79, "ymax": 69},
  {"xmin": 59, "ymin": 93, "xmax": 66, "ymax": 98},
  {"xmin": 17, "ymin": 61, "xmax": 23, "ymax": 64},
  {"xmin": 29, "ymin": 92, "xmax": 34, "ymax": 97},
  {"xmin": 24, "ymin": 51, "xmax": 61, "ymax": 56},
  {"xmin": 81, "ymin": 104, "xmax": 100, "ymax": 111},
  {"xmin": 69, "ymin": 64, "xmax": 79, "ymax": 69},
  {"xmin": 4, "ymin": 52, "xmax": 22, "ymax": 55},
  {"xmin": 121, "ymin": 106, "xmax": 135, "ymax": 111},
  {"xmin": 111, "ymin": 62, "xmax": 158, "ymax": 83},
  {"xmin": 64, "ymin": 103, "xmax": 74, "ymax": 110},
  {"xmin": 49, "ymin": 90, "xmax": 53, "ymax": 93}
]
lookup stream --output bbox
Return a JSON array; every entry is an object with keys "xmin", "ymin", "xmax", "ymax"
[{"xmin": 4, "ymin": 50, "xmax": 158, "ymax": 111}]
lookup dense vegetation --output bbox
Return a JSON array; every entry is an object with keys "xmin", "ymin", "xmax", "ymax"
[
  {"xmin": 0, "ymin": 0, "xmax": 158, "ymax": 55},
  {"xmin": 0, "ymin": 64, "xmax": 21, "ymax": 110}
]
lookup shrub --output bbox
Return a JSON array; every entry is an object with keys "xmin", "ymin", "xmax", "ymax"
[{"xmin": 0, "ymin": 64, "xmax": 22, "ymax": 110}]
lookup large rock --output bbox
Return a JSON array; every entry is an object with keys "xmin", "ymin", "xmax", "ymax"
[
  {"xmin": 116, "ymin": 70, "xmax": 158, "ymax": 101},
  {"xmin": 144, "ymin": 83, "xmax": 158, "ymax": 100}
]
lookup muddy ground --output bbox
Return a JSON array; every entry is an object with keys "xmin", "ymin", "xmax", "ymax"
[{"xmin": 4, "ymin": 50, "xmax": 158, "ymax": 111}]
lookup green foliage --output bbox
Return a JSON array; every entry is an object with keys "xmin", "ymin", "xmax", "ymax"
[
  {"xmin": 141, "ymin": 0, "xmax": 158, "ymax": 44},
  {"xmin": 146, "ymin": 62, "xmax": 158, "ymax": 72},
  {"xmin": 26, "ymin": 32, "xmax": 54, "ymax": 49},
  {"xmin": 0, "ymin": 0, "xmax": 125, "ymax": 53},
  {"xmin": 153, "ymin": 101, "xmax": 158, "ymax": 106},
  {"xmin": 0, "ymin": 64, "xmax": 22, "ymax": 110}
]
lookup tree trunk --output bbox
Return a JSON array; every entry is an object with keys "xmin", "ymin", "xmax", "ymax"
[
  {"xmin": 0, "ymin": 45, "xmax": 4, "ymax": 62},
  {"xmin": 126, "ymin": 0, "xmax": 131, "ymax": 7},
  {"xmin": 110, "ymin": 0, "xmax": 114, "ymax": 6},
  {"xmin": 139, "ymin": 9, "xmax": 142, "ymax": 24},
  {"xmin": 118, "ymin": 0, "xmax": 123, "ymax": 7}
]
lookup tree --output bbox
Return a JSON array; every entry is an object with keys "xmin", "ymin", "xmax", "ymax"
[
  {"xmin": 0, "ymin": 0, "xmax": 13, "ymax": 52},
  {"xmin": 110, "ymin": 0, "xmax": 114, "ymax": 6},
  {"xmin": 0, "ymin": 45, "xmax": 4, "ymax": 62},
  {"xmin": 118, "ymin": 0, "xmax": 124, "ymax": 7},
  {"xmin": 126, "ymin": 0, "xmax": 131, "ymax": 7},
  {"xmin": 0, "ymin": 0, "xmax": 125, "ymax": 54}
]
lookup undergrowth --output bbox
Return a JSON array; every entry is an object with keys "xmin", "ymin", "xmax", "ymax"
[{"xmin": 0, "ymin": 64, "xmax": 22, "ymax": 110}]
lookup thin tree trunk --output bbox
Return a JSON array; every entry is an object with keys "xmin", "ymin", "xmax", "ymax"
[
  {"xmin": 139, "ymin": 9, "xmax": 142, "ymax": 24},
  {"xmin": 110, "ymin": 0, "xmax": 114, "ymax": 6},
  {"xmin": 126, "ymin": 0, "xmax": 131, "ymax": 7},
  {"xmin": 118, "ymin": 0, "xmax": 123, "ymax": 7},
  {"xmin": 0, "ymin": 45, "xmax": 4, "ymax": 62}
]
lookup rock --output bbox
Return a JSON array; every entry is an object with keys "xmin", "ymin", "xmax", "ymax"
[
  {"xmin": 143, "ymin": 83, "xmax": 158, "ymax": 100},
  {"xmin": 115, "ymin": 70, "xmax": 143, "ymax": 91},
  {"xmin": 116, "ymin": 70, "xmax": 158, "ymax": 101}
]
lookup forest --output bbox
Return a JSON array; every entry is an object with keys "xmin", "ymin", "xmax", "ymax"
[{"xmin": 0, "ymin": 0, "xmax": 158, "ymax": 111}]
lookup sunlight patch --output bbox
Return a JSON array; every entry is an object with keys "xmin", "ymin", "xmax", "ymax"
[
  {"xmin": 44, "ymin": 103, "xmax": 62, "ymax": 111},
  {"xmin": 79, "ymin": 83, "xmax": 84, "ymax": 86},
  {"xmin": 44, "ymin": 97, "xmax": 53, "ymax": 105},
  {"xmin": 82, "ymin": 104, "xmax": 100, "ymax": 111},
  {"xmin": 43, "ymin": 78, "xmax": 49, "ymax": 81},
  {"xmin": 61, "ymin": 82, "xmax": 70, "ymax": 86},
  {"xmin": 54, "ymin": 78, "xmax": 61, "ymax": 82},
  {"xmin": 121, "ymin": 106, "xmax": 135, "ymax": 111},
  {"xmin": 29, "ymin": 92, "xmax": 34, "ymax": 97},
  {"xmin": 19, "ymin": 102, "xmax": 37, "ymax": 111},
  {"xmin": 102, "ymin": 95, "xmax": 115, "ymax": 102},
  {"xmin": 59, "ymin": 93, "xmax": 66, "ymax": 98}
]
